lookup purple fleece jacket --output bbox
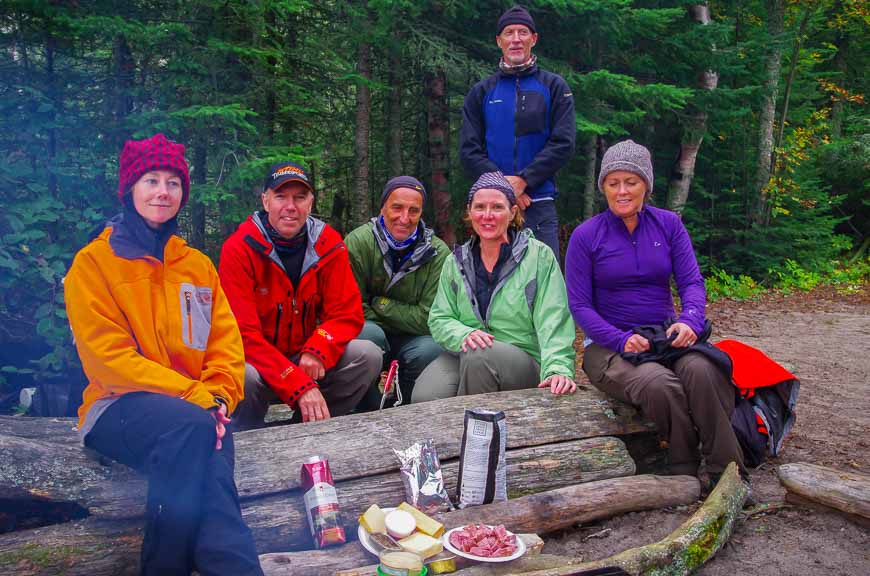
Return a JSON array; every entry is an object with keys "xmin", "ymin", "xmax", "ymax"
[{"xmin": 565, "ymin": 205, "xmax": 706, "ymax": 353}]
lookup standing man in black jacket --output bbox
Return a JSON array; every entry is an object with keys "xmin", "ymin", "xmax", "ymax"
[{"xmin": 459, "ymin": 4, "xmax": 575, "ymax": 256}]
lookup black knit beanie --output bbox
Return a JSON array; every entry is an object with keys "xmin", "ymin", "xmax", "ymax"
[
  {"xmin": 497, "ymin": 5, "xmax": 536, "ymax": 35},
  {"xmin": 380, "ymin": 175, "xmax": 427, "ymax": 207}
]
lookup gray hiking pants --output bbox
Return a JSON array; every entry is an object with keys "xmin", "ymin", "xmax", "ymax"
[
  {"xmin": 233, "ymin": 339, "xmax": 381, "ymax": 430},
  {"xmin": 411, "ymin": 340, "xmax": 540, "ymax": 403}
]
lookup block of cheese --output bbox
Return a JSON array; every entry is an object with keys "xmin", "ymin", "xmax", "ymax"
[
  {"xmin": 359, "ymin": 504, "xmax": 386, "ymax": 534},
  {"xmin": 397, "ymin": 532, "xmax": 444, "ymax": 559},
  {"xmin": 397, "ymin": 502, "xmax": 445, "ymax": 537}
]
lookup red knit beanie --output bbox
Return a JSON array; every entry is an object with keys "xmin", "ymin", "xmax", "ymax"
[{"xmin": 117, "ymin": 134, "xmax": 191, "ymax": 207}]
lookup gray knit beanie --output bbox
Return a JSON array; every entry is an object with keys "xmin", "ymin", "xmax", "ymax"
[
  {"xmin": 467, "ymin": 171, "xmax": 516, "ymax": 206},
  {"xmin": 597, "ymin": 140, "xmax": 654, "ymax": 195}
]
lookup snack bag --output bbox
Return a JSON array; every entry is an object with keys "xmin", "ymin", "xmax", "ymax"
[
  {"xmin": 393, "ymin": 440, "xmax": 454, "ymax": 514},
  {"xmin": 300, "ymin": 456, "xmax": 346, "ymax": 548},
  {"xmin": 457, "ymin": 408, "xmax": 507, "ymax": 507}
]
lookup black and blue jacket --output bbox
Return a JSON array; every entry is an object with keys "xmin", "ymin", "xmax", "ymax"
[{"xmin": 459, "ymin": 64, "xmax": 575, "ymax": 201}]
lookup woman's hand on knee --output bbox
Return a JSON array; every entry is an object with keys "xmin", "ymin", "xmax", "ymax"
[
  {"xmin": 624, "ymin": 334, "xmax": 651, "ymax": 353},
  {"xmin": 666, "ymin": 322, "xmax": 697, "ymax": 348},
  {"xmin": 211, "ymin": 403, "xmax": 231, "ymax": 450},
  {"xmin": 539, "ymin": 374, "xmax": 577, "ymax": 395},
  {"xmin": 461, "ymin": 330, "xmax": 494, "ymax": 353}
]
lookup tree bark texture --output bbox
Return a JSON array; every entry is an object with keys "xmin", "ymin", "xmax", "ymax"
[
  {"xmin": 582, "ymin": 135, "xmax": 598, "ymax": 221},
  {"xmin": 667, "ymin": 3, "xmax": 718, "ymax": 214},
  {"xmin": 0, "ymin": 431, "xmax": 637, "ymax": 539},
  {"xmin": 190, "ymin": 140, "xmax": 207, "ymax": 250},
  {"xmin": 111, "ymin": 34, "xmax": 133, "ymax": 134},
  {"xmin": 427, "ymin": 67, "xmax": 455, "ymax": 244},
  {"xmin": 387, "ymin": 52, "xmax": 403, "ymax": 177},
  {"xmin": 753, "ymin": 0, "xmax": 785, "ymax": 225},
  {"xmin": 511, "ymin": 462, "xmax": 747, "ymax": 576},
  {"xmin": 353, "ymin": 41, "xmax": 372, "ymax": 227},
  {"xmin": 1, "ymin": 388, "xmax": 653, "ymax": 498},
  {"xmin": 778, "ymin": 462, "xmax": 870, "ymax": 528}
]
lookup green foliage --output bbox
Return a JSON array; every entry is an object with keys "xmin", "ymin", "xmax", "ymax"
[
  {"xmin": 0, "ymin": 0, "xmax": 867, "ymax": 411},
  {"xmin": 706, "ymin": 269, "xmax": 765, "ymax": 302}
]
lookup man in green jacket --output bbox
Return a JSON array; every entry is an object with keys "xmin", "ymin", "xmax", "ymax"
[{"xmin": 345, "ymin": 176, "xmax": 449, "ymax": 408}]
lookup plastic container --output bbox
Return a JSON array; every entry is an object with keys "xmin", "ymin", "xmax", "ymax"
[{"xmin": 377, "ymin": 549, "xmax": 427, "ymax": 576}]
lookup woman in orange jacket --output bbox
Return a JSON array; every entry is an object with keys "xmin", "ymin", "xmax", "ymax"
[{"xmin": 65, "ymin": 134, "xmax": 263, "ymax": 576}]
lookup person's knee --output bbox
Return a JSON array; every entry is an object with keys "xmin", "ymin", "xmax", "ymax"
[
  {"xmin": 411, "ymin": 354, "xmax": 457, "ymax": 403},
  {"xmin": 357, "ymin": 321, "xmax": 388, "ymax": 352},
  {"xmin": 676, "ymin": 353, "xmax": 727, "ymax": 390},
  {"xmin": 397, "ymin": 337, "xmax": 443, "ymax": 370},
  {"xmin": 355, "ymin": 339, "xmax": 384, "ymax": 374}
]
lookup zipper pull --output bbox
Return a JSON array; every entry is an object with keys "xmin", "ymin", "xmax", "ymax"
[{"xmin": 292, "ymin": 297, "xmax": 299, "ymax": 314}]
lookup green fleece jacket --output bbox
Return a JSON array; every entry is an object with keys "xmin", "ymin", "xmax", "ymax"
[
  {"xmin": 428, "ymin": 229, "xmax": 575, "ymax": 381},
  {"xmin": 346, "ymin": 219, "xmax": 449, "ymax": 336}
]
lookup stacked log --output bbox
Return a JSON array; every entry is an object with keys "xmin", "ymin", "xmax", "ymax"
[
  {"xmin": 0, "ymin": 387, "xmax": 659, "ymax": 574},
  {"xmin": 778, "ymin": 462, "xmax": 870, "ymax": 528}
]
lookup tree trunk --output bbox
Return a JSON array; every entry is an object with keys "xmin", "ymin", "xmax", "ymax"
[
  {"xmin": 45, "ymin": 31, "xmax": 58, "ymax": 198},
  {"xmin": 111, "ymin": 34, "xmax": 133, "ymax": 135},
  {"xmin": 190, "ymin": 139, "xmax": 207, "ymax": 250},
  {"xmin": 668, "ymin": 3, "xmax": 718, "ymax": 214},
  {"xmin": 753, "ymin": 0, "xmax": 785, "ymax": 226},
  {"xmin": 582, "ymin": 135, "xmax": 597, "ymax": 220},
  {"xmin": 387, "ymin": 51, "xmax": 403, "ymax": 177},
  {"xmin": 353, "ymin": 41, "xmax": 372, "ymax": 227},
  {"xmin": 427, "ymin": 67, "xmax": 455, "ymax": 244},
  {"xmin": 772, "ymin": 8, "xmax": 813, "ymax": 176},
  {"xmin": 513, "ymin": 462, "xmax": 748, "ymax": 576},
  {"xmin": 778, "ymin": 462, "xmax": 870, "ymax": 528}
]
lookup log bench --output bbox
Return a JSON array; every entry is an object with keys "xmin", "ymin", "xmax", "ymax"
[{"xmin": 0, "ymin": 387, "xmax": 661, "ymax": 575}]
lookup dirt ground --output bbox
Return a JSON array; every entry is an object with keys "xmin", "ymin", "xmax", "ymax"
[{"xmin": 543, "ymin": 286, "xmax": 870, "ymax": 575}]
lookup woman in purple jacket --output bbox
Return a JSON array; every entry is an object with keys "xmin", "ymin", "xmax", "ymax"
[{"xmin": 565, "ymin": 140, "xmax": 745, "ymax": 488}]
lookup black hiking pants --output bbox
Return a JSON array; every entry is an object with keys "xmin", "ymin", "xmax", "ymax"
[{"xmin": 85, "ymin": 392, "xmax": 263, "ymax": 576}]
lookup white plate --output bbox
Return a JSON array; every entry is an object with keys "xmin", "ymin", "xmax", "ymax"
[
  {"xmin": 442, "ymin": 525, "xmax": 526, "ymax": 563},
  {"xmin": 358, "ymin": 507, "xmax": 395, "ymax": 557}
]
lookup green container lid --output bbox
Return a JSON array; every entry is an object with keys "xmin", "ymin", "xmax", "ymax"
[{"xmin": 376, "ymin": 565, "xmax": 428, "ymax": 576}]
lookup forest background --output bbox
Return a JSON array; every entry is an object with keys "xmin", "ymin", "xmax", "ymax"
[{"xmin": 0, "ymin": 0, "xmax": 867, "ymax": 414}]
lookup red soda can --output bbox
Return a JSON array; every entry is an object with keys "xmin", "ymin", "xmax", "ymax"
[{"xmin": 300, "ymin": 455, "xmax": 346, "ymax": 548}]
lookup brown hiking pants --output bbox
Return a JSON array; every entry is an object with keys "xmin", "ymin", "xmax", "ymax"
[{"xmin": 583, "ymin": 343, "xmax": 745, "ymax": 477}]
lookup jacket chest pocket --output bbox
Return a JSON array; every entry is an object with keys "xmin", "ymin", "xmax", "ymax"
[
  {"xmin": 180, "ymin": 283, "xmax": 212, "ymax": 351},
  {"xmin": 516, "ymin": 90, "xmax": 548, "ymax": 136}
]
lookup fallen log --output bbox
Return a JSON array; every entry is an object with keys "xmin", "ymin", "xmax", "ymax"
[
  {"xmin": 506, "ymin": 462, "xmax": 748, "ymax": 576},
  {"xmin": 777, "ymin": 462, "xmax": 870, "ymax": 528},
  {"xmin": 0, "ymin": 431, "xmax": 634, "ymax": 529},
  {"xmin": 232, "ymin": 387, "xmax": 652, "ymax": 497},
  {"xmin": 257, "ymin": 474, "xmax": 699, "ymax": 576},
  {"xmin": 0, "ymin": 437, "xmax": 641, "ymax": 571},
  {"xmin": 1, "ymin": 389, "xmax": 652, "ymax": 496},
  {"xmin": 0, "ymin": 387, "xmax": 654, "ymax": 516}
]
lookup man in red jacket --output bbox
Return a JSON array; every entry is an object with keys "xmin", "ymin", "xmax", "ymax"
[{"xmin": 219, "ymin": 161, "xmax": 381, "ymax": 429}]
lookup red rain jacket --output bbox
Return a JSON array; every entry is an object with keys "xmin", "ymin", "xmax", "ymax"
[{"xmin": 219, "ymin": 214, "xmax": 364, "ymax": 408}]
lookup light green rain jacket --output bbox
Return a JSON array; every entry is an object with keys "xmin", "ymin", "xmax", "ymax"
[{"xmin": 428, "ymin": 228, "xmax": 576, "ymax": 381}]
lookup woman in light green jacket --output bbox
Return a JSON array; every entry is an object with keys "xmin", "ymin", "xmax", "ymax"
[{"xmin": 412, "ymin": 171, "xmax": 577, "ymax": 402}]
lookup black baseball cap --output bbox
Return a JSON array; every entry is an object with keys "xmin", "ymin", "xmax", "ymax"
[{"xmin": 264, "ymin": 161, "xmax": 313, "ymax": 193}]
